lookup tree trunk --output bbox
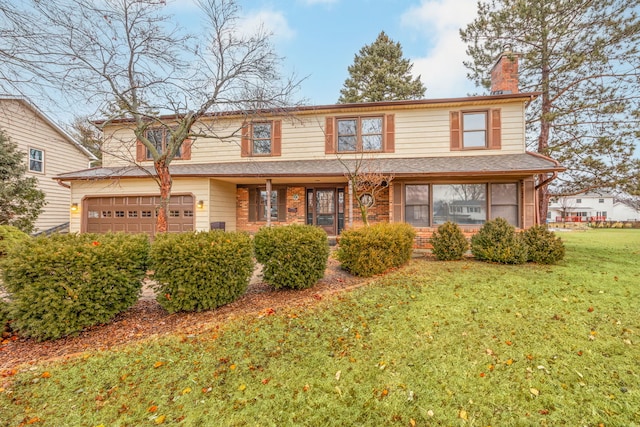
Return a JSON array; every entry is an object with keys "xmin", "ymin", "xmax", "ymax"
[
  {"xmin": 154, "ymin": 159, "xmax": 172, "ymax": 233},
  {"xmin": 537, "ymin": 40, "xmax": 552, "ymax": 224}
]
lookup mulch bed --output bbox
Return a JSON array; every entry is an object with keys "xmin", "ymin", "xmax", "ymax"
[{"xmin": 0, "ymin": 258, "xmax": 368, "ymax": 370}]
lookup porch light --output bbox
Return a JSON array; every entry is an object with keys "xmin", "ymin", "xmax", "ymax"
[
  {"xmin": 197, "ymin": 200, "xmax": 204, "ymax": 209},
  {"xmin": 71, "ymin": 203, "xmax": 79, "ymax": 212}
]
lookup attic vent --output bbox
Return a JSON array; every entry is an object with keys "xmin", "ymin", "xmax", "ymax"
[{"xmin": 490, "ymin": 90, "xmax": 512, "ymax": 95}]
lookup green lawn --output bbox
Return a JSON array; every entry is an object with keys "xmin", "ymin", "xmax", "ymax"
[{"xmin": 1, "ymin": 229, "xmax": 639, "ymax": 426}]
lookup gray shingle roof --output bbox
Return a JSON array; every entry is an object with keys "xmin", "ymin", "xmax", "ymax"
[{"xmin": 56, "ymin": 153, "xmax": 563, "ymax": 181}]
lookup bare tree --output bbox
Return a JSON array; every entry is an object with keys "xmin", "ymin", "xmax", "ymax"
[
  {"xmin": 339, "ymin": 154, "xmax": 393, "ymax": 227},
  {"xmin": 1, "ymin": 0, "xmax": 301, "ymax": 232}
]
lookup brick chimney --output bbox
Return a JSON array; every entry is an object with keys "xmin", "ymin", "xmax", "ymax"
[{"xmin": 490, "ymin": 50, "xmax": 519, "ymax": 95}]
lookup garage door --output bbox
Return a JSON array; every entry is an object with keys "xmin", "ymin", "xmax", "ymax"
[{"xmin": 85, "ymin": 195, "xmax": 194, "ymax": 236}]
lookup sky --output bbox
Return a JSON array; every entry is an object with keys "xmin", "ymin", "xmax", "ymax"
[
  {"xmin": 165, "ymin": 0, "xmax": 482, "ymax": 107},
  {"xmin": 15, "ymin": 0, "xmax": 482, "ymax": 124}
]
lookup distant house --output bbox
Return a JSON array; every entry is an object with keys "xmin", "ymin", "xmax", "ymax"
[
  {"xmin": 0, "ymin": 96, "xmax": 97, "ymax": 233},
  {"xmin": 56, "ymin": 52, "xmax": 564, "ymax": 247},
  {"xmin": 548, "ymin": 191, "xmax": 640, "ymax": 222}
]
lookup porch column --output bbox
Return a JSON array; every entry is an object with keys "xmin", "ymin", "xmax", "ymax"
[
  {"xmin": 348, "ymin": 180, "xmax": 353, "ymax": 228},
  {"xmin": 266, "ymin": 179, "xmax": 272, "ymax": 227}
]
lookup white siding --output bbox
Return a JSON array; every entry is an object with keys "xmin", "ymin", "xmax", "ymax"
[
  {"xmin": 209, "ymin": 180, "xmax": 237, "ymax": 231},
  {"xmin": 101, "ymin": 100, "xmax": 528, "ymax": 168},
  {"xmin": 0, "ymin": 99, "xmax": 92, "ymax": 232}
]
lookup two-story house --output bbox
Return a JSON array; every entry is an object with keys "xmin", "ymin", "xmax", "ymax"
[
  {"xmin": 0, "ymin": 96, "xmax": 96, "ymax": 234},
  {"xmin": 56, "ymin": 53, "xmax": 564, "ymax": 246},
  {"xmin": 548, "ymin": 191, "xmax": 640, "ymax": 223}
]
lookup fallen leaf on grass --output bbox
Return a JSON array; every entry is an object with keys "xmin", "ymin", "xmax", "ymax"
[
  {"xmin": 153, "ymin": 361, "xmax": 164, "ymax": 369},
  {"xmin": 335, "ymin": 370, "xmax": 341, "ymax": 381},
  {"xmin": 530, "ymin": 388, "xmax": 540, "ymax": 397},
  {"xmin": 459, "ymin": 409, "xmax": 468, "ymax": 420},
  {"xmin": 41, "ymin": 372, "xmax": 51, "ymax": 379},
  {"xmin": 154, "ymin": 415, "xmax": 166, "ymax": 424},
  {"xmin": 148, "ymin": 405, "xmax": 158, "ymax": 413}
]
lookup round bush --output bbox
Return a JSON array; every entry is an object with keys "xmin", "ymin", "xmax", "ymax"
[
  {"xmin": 523, "ymin": 225, "xmax": 565, "ymax": 264},
  {"xmin": 336, "ymin": 222, "xmax": 416, "ymax": 277},
  {"xmin": 0, "ymin": 299, "xmax": 11, "ymax": 335},
  {"xmin": 150, "ymin": 231, "xmax": 254, "ymax": 313},
  {"xmin": 2, "ymin": 233, "xmax": 149, "ymax": 341},
  {"xmin": 0, "ymin": 225, "xmax": 30, "ymax": 258},
  {"xmin": 430, "ymin": 221, "xmax": 468, "ymax": 261},
  {"xmin": 471, "ymin": 218, "xmax": 527, "ymax": 264},
  {"xmin": 254, "ymin": 224, "xmax": 329, "ymax": 290}
]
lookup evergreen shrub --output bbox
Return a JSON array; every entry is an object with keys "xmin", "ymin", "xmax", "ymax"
[
  {"xmin": 471, "ymin": 218, "xmax": 527, "ymax": 264},
  {"xmin": 430, "ymin": 221, "xmax": 468, "ymax": 261},
  {"xmin": 1, "ymin": 233, "xmax": 149, "ymax": 341},
  {"xmin": 0, "ymin": 225, "xmax": 30, "ymax": 257},
  {"xmin": 254, "ymin": 224, "xmax": 329, "ymax": 290},
  {"xmin": 0, "ymin": 299, "xmax": 11, "ymax": 335},
  {"xmin": 151, "ymin": 231, "xmax": 253, "ymax": 313},
  {"xmin": 522, "ymin": 225, "xmax": 565, "ymax": 264},
  {"xmin": 336, "ymin": 222, "xmax": 415, "ymax": 277}
]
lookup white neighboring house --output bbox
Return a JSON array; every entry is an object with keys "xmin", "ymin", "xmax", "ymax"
[
  {"xmin": 548, "ymin": 191, "xmax": 640, "ymax": 222},
  {"xmin": 0, "ymin": 96, "xmax": 97, "ymax": 233}
]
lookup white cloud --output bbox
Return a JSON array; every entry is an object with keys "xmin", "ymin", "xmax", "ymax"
[
  {"xmin": 241, "ymin": 9, "xmax": 296, "ymax": 42},
  {"xmin": 401, "ymin": 0, "xmax": 480, "ymax": 98}
]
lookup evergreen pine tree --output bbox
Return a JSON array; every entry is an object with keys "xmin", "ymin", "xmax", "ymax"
[
  {"xmin": 338, "ymin": 31, "xmax": 426, "ymax": 103},
  {"xmin": 461, "ymin": 0, "xmax": 640, "ymax": 220},
  {"xmin": 0, "ymin": 130, "xmax": 46, "ymax": 233}
]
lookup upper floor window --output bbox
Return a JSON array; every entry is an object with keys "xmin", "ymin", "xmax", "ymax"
[
  {"xmin": 576, "ymin": 198, "xmax": 582, "ymax": 204},
  {"xmin": 599, "ymin": 198, "xmax": 604, "ymax": 203},
  {"xmin": 136, "ymin": 128, "xmax": 191, "ymax": 161},
  {"xmin": 337, "ymin": 117, "xmax": 383, "ymax": 152},
  {"xmin": 241, "ymin": 120, "xmax": 282, "ymax": 157},
  {"xmin": 325, "ymin": 114, "xmax": 395, "ymax": 154},
  {"xmin": 462, "ymin": 112, "xmax": 487, "ymax": 148},
  {"xmin": 145, "ymin": 128, "xmax": 181, "ymax": 159},
  {"xmin": 450, "ymin": 109, "xmax": 501, "ymax": 151},
  {"xmin": 29, "ymin": 148, "xmax": 44, "ymax": 173}
]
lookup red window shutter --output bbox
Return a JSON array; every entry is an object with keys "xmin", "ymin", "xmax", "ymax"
[
  {"xmin": 384, "ymin": 114, "xmax": 395, "ymax": 153},
  {"xmin": 181, "ymin": 139, "xmax": 192, "ymax": 160},
  {"xmin": 136, "ymin": 140, "xmax": 146, "ymax": 161},
  {"xmin": 393, "ymin": 182, "xmax": 403, "ymax": 223},
  {"xmin": 277, "ymin": 187, "xmax": 287, "ymax": 221},
  {"xmin": 325, "ymin": 117, "xmax": 335, "ymax": 154},
  {"xmin": 248, "ymin": 188, "xmax": 257, "ymax": 222},
  {"xmin": 489, "ymin": 108, "xmax": 502, "ymax": 149},
  {"xmin": 241, "ymin": 124, "xmax": 250, "ymax": 157},
  {"xmin": 450, "ymin": 111, "xmax": 461, "ymax": 151},
  {"xmin": 272, "ymin": 120, "xmax": 282, "ymax": 156}
]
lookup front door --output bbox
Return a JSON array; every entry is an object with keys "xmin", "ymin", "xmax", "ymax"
[{"xmin": 306, "ymin": 187, "xmax": 344, "ymax": 235}]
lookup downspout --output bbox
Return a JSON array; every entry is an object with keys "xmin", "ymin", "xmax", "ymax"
[
  {"xmin": 56, "ymin": 178, "xmax": 71, "ymax": 189},
  {"xmin": 535, "ymin": 171, "xmax": 558, "ymax": 190},
  {"xmin": 348, "ymin": 180, "xmax": 353, "ymax": 228}
]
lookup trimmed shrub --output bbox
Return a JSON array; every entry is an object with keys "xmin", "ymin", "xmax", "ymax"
[
  {"xmin": 0, "ymin": 299, "xmax": 11, "ymax": 335},
  {"xmin": 430, "ymin": 221, "xmax": 468, "ymax": 261},
  {"xmin": 254, "ymin": 224, "xmax": 329, "ymax": 290},
  {"xmin": 336, "ymin": 222, "xmax": 416, "ymax": 277},
  {"xmin": 471, "ymin": 218, "xmax": 527, "ymax": 264},
  {"xmin": 523, "ymin": 225, "xmax": 565, "ymax": 264},
  {"xmin": 2, "ymin": 233, "xmax": 149, "ymax": 341},
  {"xmin": 150, "ymin": 231, "xmax": 254, "ymax": 313},
  {"xmin": 0, "ymin": 225, "xmax": 30, "ymax": 258}
]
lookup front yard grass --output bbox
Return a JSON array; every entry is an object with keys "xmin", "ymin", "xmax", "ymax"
[{"xmin": 1, "ymin": 229, "xmax": 639, "ymax": 426}]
